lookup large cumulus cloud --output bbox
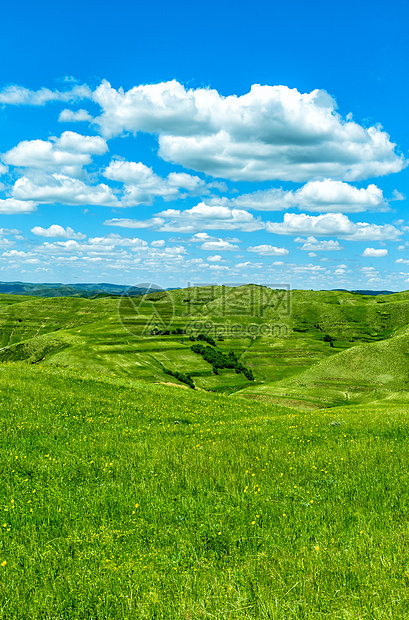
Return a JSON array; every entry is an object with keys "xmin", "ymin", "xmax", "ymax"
[{"xmin": 92, "ymin": 80, "xmax": 405, "ymax": 182}]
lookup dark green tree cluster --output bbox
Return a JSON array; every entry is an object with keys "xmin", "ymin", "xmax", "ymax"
[
  {"xmin": 162, "ymin": 368, "xmax": 195, "ymax": 389},
  {"xmin": 191, "ymin": 344, "xmax": 254, "ymax": 380},
  {"xmin": 151, "ymin": 327, "xmax": 185, "ymax": 336},
  {"xmin": 196, "ymin": 333, "xmax": 216, "ymax": 346},
  {"xmin": 151, "ymin": 328, "xmax": 171, "ymax": 335},
  {"xmin": 323, "ymin": 334, "xmax": 335, "ymax": 347}
]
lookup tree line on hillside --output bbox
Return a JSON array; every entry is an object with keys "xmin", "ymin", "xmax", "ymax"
[
  {"xmin": 190, "ymin": 343, "xmax": 254, "ymax": 380},
  {"xmin": 150, "ymin": 327, "xmax": 185, "ymax": 336},
  {"xmin": 162, "ymin": 368, "xmax": 195, "ymax": 389}
]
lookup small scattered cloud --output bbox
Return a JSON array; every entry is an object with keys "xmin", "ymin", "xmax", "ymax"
[
  {"xmin": 295, "ymin": 236, "xmax": 344, "ymax": 251},
  {"xmin": 361, "ymin": 248, "xmax": 388, "ymax": 257},
  {"xmin": 0, "ymin": 228, "xmax": 20, "ymax": 235},
  {"xmin": 207, "ymin": 254, "xmax": 222, "ymax": 262},
  {"xmin": 200, "ymin": 239, "xmax": 240, "ymax": 251},
  {"xmin": 188, "ymin": 232, "xmax": 218, "ymax": 243},
  {"xmin": 391, "ymin": 189, "xmax": 405, "ymax": 201},
  {"xmin": 103, "ymin": 217, "xmax": 165, "ymax": 229},
  {"xmin": 247, "ymin": 244, "xmax": 289, "ymax": 256},
  {"xmin": 58, "ymin": 109, "xmax": 93, "ymax": 123},
  {"xmin": 0, "ymin": 84, "xmax": 91, "ymax": 106},
  {"xmin": 31, "ymin": 225, "xmax": 86, "ymax": 239}
]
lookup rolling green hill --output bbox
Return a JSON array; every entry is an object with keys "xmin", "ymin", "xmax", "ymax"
[
  {"xmin": 237, "ymin": 328, "xmax": 409, "ymax": 409},
  {"xmin": 1, "ymin": 285, "xmax": 409, "ymax": 407}
]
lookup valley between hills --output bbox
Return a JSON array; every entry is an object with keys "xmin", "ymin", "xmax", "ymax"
[{"xmin": 1, "ymin": 284, "xmax": 409, "ymax": 410}]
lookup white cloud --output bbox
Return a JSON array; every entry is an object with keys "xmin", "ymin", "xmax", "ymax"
[
  {"xmin": 88, "ymin": 234, "xmax": 148, "ymax": 247},
  {"xmin": 3, "ymin": 131, "xmax": 107, "ymax": 177},
  {"xmin": 392, "ymin": 190, "xmax": 405, "ymax": 201},
  {"xmin": 0, "ymin": 198, "xmax": 37, "ymax": 214},
  {"xmin": 92, "ymin": 80, "xmax": 405, "ymax": 182},
  {"xmin": 13, "ymin": 174, "xmax": 119, "ymax": 206},
  {"xmin": 104, "ymin": 160, "xmax": 179, "ymax": 205},
  {"xmin": 0, "ymin": 238, "xmax": 14, "ymax": 248},
  {"xmin": 228, "ymin": 180, "xmax": 389, "ymax": 213},
  {"xmin": 266, "ymin": 213, "xmax": 401, "ymax": 241},
  {"xmin": 103, "ymin": 159, "xmax": 219, "ymax": 206},
  {"xmin": 151, "ymin": 239, "xmax": 165, "ymax": 247},
  {"xmin": 207, "ymin": 254, "xmax": 222, "ymax": 262},
  {"xmin": 0, "ymin": 163, "xmax": 8, "ymax": 175},
  {"xmin": 155, "ymin": 203, "xmax": 263, "ymax": 232},
  {"xmin": 188, "ymin": 232, "xmax": 216, "ymax": 243},
  {"xmin": 235, "ymin": 261, "xmax": 253, "ymax": 269},
  {"xmin": 54, "ymin": 131, "xmax": 107, "ymax": 155},
  {"xmin": 104, "ymin": 159, "xmax": 167, "ymax": 185},
  {"xmin": 163, "ymin": 245, "xmax": 186, "ymax": 255},
  {"xmin": 58, "ymin": 109, "xmax": 93, "ymax": 122},
  {"xmin": 2, "ymin": 250, "xmax": 35, "ymax": 258},
  {"xmin": 200, "ymin": 239, "xmax": 240, "ymax": 251},
  {"xmin": 362, "ymin": 248, "xmax": 388, "ymax": 257},
  {"xmin": 0, "ymin": 228, "xmax": 20, "ymax": 235},
  {"xmin": 11, "ymin": 160, "xmax": 220, "ymax": 210},
  {"xmin": 294, "ymin": 236, "xmax": 344, "ymax": 251},
  {"xmin": 247, "ymin": 244, "xmax": 289, "ymax": 255},
  {"xmin": 208, "ymin": 264, "xmax": 229, "ymax": 270},
  {"xmin": 31, "ymin": 225, "xmax": 86, "ymax": 239},
  {"xmin": 0, "ymin": 84, "xmax": 91, "ymax": 106},
  {"xmin": 292, "ymin": 180, "xmax": 389, "ymax": 213},
  {"xmin": 227, "ymin": 188, "xmax": 289, "ymax": 211},
  {"xmin": 395, "ymin": 258, "xmax": 409, "ymax": 264},
  {"xmin": 103, "ymin": 217, "xmax": 165, "ymax": 229},
  {"xmin": 167, "ymin": 172, "xmax": 222, "ymax": 192}
]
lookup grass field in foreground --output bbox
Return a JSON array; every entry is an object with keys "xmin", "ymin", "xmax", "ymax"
[{"xmin": 0, "ymin": 363, "xmax": 408, "ymax": 619}]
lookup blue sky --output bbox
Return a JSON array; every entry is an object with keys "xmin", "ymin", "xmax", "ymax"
[{"xmin": 1, "ymin": 0, "xmax": 409, "ymax": 290}]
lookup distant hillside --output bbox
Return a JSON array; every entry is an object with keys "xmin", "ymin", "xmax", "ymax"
[{"xmin": 0, "ymin": 281, "xmax": 162, "ymax": 297}]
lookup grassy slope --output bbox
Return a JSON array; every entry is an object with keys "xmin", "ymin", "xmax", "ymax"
[
  {"xmin": 1, "ymin": 287, "xmax": 409, "ymax": 406},
  {"xmin": 237, "ymin": 325, "xmax": 409, "ymax": 410},
  {"xmin": 0, "ymin": 362, "xmax": 408, "ymax": 618}
]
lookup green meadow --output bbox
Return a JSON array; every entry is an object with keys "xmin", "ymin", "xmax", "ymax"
[{"xmin": 0, "ymin": 286, "xmax": 409, "ymax": 618}]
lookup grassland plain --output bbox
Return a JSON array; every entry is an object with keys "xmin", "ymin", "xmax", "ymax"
[{"xmin": 0, "ymin": 362, "xmax": 408, "ymax": 619}]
